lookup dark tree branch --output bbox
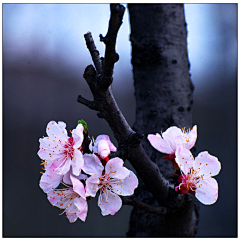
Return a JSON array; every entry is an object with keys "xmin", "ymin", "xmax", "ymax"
[
  {"xmin": 84, "ymin": 32, "xmax": 102, "ymax": 75},
  {"xmin": 99, "ymin": 3, "xmax": 125, "ymax": 89},
  {"xmin": 79, "ymin": 3, "xmax": 170, "ymax": 207},
  {"xmin": 122, "ymin": 196, "xmax": 167, "ymax": 216},
  {"xmin": 77, "ymin": 95, "xmax": 99, "ymax": 111}
]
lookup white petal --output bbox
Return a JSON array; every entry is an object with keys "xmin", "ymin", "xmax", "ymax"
[
  {"xmin": 72, "ymin": 124, "xmax": 84, "ymax": 149},
  {"xmin": 111, "ymin": 171, "xmax": 138, "ymax": 196},
  {"xmin": 57, "ymin": 158, "xmax": 71, "ymax": 175},
  {"xmin": 71, "ymin": 150, "xmax": 84, "ymax": 176},
  {"xmin": 47, "ymin": 189, "xmax": 71, "ymax": 209},
  {"xmin": 162, "ymin": 126, "xmax": 183, "ymax": 151},
  {"xmin": 85, "ymin": 175, "xmax": 100, "ymax": 197},
  {"xmin": 74, "ymin": 197, "xmax": 88, "ymax": 222},
  {"xmin": 70, "ymin": 175, "xmax": 86, "ymax": 199},
  {"xmin": 82, "ymin": 154, "xmax": 103, "ymax": 176},
  {"xmin": 194, "ymin": 151, "xmax": 221, "ymax": 179},
  {"xmin": 98, "ymin": 190, "xmax": 122, "ymax": 216},
  {"xmin": 105, "ymin": 158, "xmax": 130, "ymax": 179},
  {"xmin": 39, "ymin": 167, "xmax": 62, "ymax": 193},
  {"xmin": 97, "ymin": 140, "xmax": 111, "ymax": 158},
  {"xmin": 147, "ymin": 134, "xmax": 174, "ymax": 154},
  {"xmin": 46, "ymin": 121, "xmax": 68, "ymax": 142},
  {"xmin": 195, "ymin": 178, "xmax": 218, "ymax": 205},
  {"xmin": 175, "ymin": 146, "xmax": 194, "ymax": 174},
  {"xmin": 185, "ymin": 125, "xmax": 197, "ymax": 149},
  {"xmin": 66, "ymin": 207, "xmax": 79, "ymax": 223},
  {"xmin": 93, "ymin": 135, "xmax": 117, "ymax": 155},
  {"xmin": 38, "ymin": 137, "xmax": 64, "ymax": 162}
]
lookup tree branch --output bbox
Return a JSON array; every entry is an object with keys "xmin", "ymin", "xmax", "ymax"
[
  {"xmin": 122, "ymin": 196, "xmax": 167, "ymax": 216},
  {"xmin": 77, "ymin": 95, "xmax": 99, "ymax": 111},
  {"xmin": 99, "ymin": 3, "xmax": 125, "ymax": 89},
  {"xmin": 79, "ymin": 3, "xmax": 169, "ymax": 207},
  {"xmin": 84, "ymin": 32, "xmax": 102, "ymax": 76}
]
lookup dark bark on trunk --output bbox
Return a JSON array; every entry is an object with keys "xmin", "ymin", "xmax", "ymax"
[{"xmin": 127, "ymin": 4, "xmax": 199, "ymax": 237}]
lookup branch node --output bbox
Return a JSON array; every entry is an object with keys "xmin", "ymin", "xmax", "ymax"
[
  {"xmin": 128, "ymin": 132, "xmax": 145, "ymax": 147},
  {"xmin": 77, "ymin": 95, "xmax": 99, "ymax": 111},
  {"xmin": 113, "ymin": 53, "xmax": 119, "ymax": 63},
  {"xmin": 83, "ymin": 65, "xmax": 97, "ymax": 84},
  {"xmin": 99, "ymin": 34, "xmax": 108, "ymax": 44}
]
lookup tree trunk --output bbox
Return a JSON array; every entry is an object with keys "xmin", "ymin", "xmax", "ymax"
[{"xmin": 127, "ymin": 4, "xmax": 199, "ymax": 237}]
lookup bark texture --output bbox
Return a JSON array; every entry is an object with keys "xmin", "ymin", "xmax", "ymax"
[{"xmin": 127, "ymin": 4, "xmax": 198, "ymax": 237}]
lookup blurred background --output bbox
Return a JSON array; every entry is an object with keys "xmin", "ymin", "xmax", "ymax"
[{"xmin": 3, "ymin": 3, "xmax": 237, "ymax": 237}]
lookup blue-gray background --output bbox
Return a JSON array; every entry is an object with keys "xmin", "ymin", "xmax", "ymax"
[{"xmin": 3, "ymin": 3, "xmax": 237, "ymax": 237}]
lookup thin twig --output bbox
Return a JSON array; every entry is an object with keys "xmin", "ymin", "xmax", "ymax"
[
  {"xmin": 84, "ymin": 32, "xmax": 102, "ymax": 75},
  {"xmin": 99, "ymin": 3, "xmax": 125, "ymax": 89},
  {"xmin": 77, "ymin": 95, "xmax": 99, "ymax": 111}
]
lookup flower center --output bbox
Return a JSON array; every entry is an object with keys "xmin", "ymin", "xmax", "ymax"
[
  {"xmin": 98, "ymin": 173, "xmax": 111, "ymax": 192},
  {"xmin": 64, "ymin": 137, "xmax": 75, "ymax": 159},
  {"xmin": 178, "ymin": 171, "xmax": 199, "ymax": 194}
]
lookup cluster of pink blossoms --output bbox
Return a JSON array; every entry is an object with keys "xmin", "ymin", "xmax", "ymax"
[
  {"xmin": 38, "ymin": 120, "xmax": 138, "ymax": 223},
  {"xmin": 148, "ymin": 125, "xmax": 221, "ymax": 205}
]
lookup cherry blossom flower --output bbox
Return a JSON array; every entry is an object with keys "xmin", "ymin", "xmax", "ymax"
[
  {"xmin": 93, "ymin": 135, "xmax": 117, "ymax": 160},
  {"xmin": 147, "ymin": 125, "xmax": 197, "ymax": 157},
  {"xmin": 82, "ymin": 154, "xmax": 138, "ymax": 216},
  {"xmin": 47, "ymin": 174, "xmax": 88, "ymax": 223},
  {"xmin": 175, "ymin": 146, "xmax": 221, "ymax": 205},
  {"xmin": 37, "ymin": 121, "xmax": 84, "ymax": 176},
  {"xmin": 147, "ymin": 125, "xmax": 197, "ymax": 169}
]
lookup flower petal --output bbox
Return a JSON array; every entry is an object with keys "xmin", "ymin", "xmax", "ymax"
[
  {"xmin": 55, "ymin": 157, "xmax": 71, "ymax": 175},
  {"xmin": 111, "ymin": 171, "xmax": 138, "ymax": 196},
  {"xmin": 71, "ymin": 149, "xmax": 84, "ymax": 176},
  {"xmin": 98, "ymin": 190, "xmax": 122, "ymax": 216},
  {"xmin": 94, "ymin": 135, "xmax": 117, "ymax": 152},
  {"xmin": 175, "ymin": 146, "xmax": 194, "ymax": 174},
  {"xmin": 185, "ymin": 125, "xmax": 197, "ymax": 149},
  {"xmin": 38, "ymin": 137, "xmax": 64, "ymax": 162},
  {"xmin": 66, "ymin": 207, "xmax": 79, "ymax": 223},
  {"xmin": 85, "ymin": 175, "xmax": 100, "ymax": 197},
  {"xmin": 147, "ymin": 133, "xmax": 174, "ymax": 154},
  {"xmin": 72, "ymin": 124, "xmax": 84, "ymax": 149},
  {"xmin": 195, "ymin": 177, "xmax": 218, "ymax": 205},
  {"xmin": 39, "ymin": 167, "xmax": 62, "ymax": 193},
  {"xmin": 47, "ymin": 190, "xmax": 71, "ymax": 209},
  {"xmin": 70, "ymin": 175, "xmax": 86, "ymax": 199},
  {"xmin": 74, "ymin": 197, "xmax": 88, "ymax": 222},
  {"xmin": 194, "ymin": 151, "xmax": 221, "ymax": 179},
  {"xmin": 96, "ymin": 140, "xmax": 111, "ymax": 159},
  {"xmin": 46, "ymin": 121, "xmax": 68, "ymax": 142},
  {"xmin": 82, "ymin": 154, "xmax": 103, "ymax": 176},
  {"xmin": 162, "ymin": 126, "xmax": 183, "ymax": 151},
  {"xmin": 105, "ymin": 157, "xmax": 130, "ymax": 179}
]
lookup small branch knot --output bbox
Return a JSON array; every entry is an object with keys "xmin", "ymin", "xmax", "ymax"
[
  {"xmin": 83, "ymin": 65, "xmax": 97, "ymax": 83},
  {"xmin": 128, "ymin": 132, "xmax": 145, "ymax": 147},
  {"xmin": 113, "ymin": 53, "xmax": 119, "ymax": 63}
]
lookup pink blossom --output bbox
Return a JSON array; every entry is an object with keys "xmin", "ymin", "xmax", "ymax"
[
  {"xmin": 38, "ymin": 121, "xmax": 84, "ymax": 176},
  {"xmin": 82, "ymin": 154, "xmax": 138, "ymax": 216},
  {"xmin": 175, "ymin": 146, "xmax": 221, "ymax": 205},
  {"xmin": 47, "ymin": 174, "xmax": 88, "ymax": 223},
  {"xmin": 147, "ymin": 125, "xmax": 197, "ymax": 155},
  {"xmin": 93, "ymin": 135, "xmax": 117, "ymax": 159}
]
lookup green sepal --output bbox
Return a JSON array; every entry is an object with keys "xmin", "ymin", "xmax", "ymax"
[{"xmin": 78, "ymin": 119, "xmax": 88, "ymax": 131}]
